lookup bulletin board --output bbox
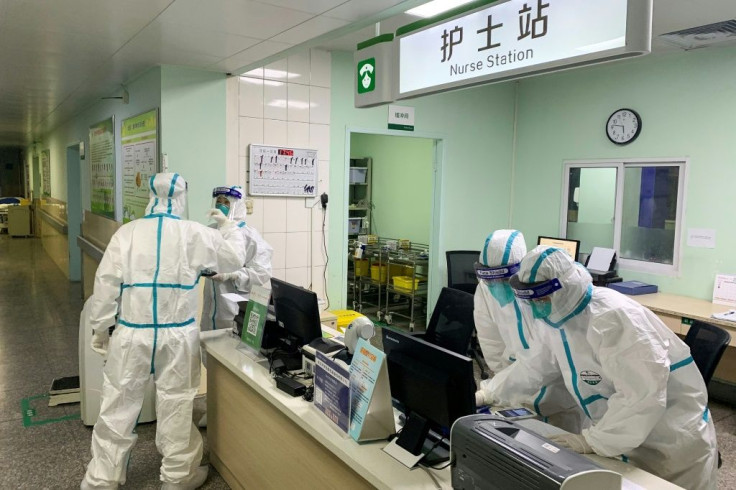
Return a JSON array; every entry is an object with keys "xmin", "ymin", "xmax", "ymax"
[
  {"xmin": 41, "ymin": 150, "xmax": 51, "ymax": 197},
  {"xmin": 121, "ymin": 109, "xmax": 159, "ymax": 223},
  {"xmin": 248, "ymin": 144, "xmax": 318, "ymax": 197},
  {"xmin": 89, "ymin": 117, "xmax": 116, "ymax": 219}
]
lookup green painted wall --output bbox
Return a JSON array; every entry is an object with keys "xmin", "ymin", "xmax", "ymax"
[
  {"xmin": 350, "ymin": 133, "xmax": 434, "ymax": 245},
  {"xmin": 330, "ymin": 51, "xmax": 517, "ymax": 308},
  {"xmin": 160, "ymin": 66, "xmax": 227, "ymax": 224},
  {"xmin": 511, "ymin": 47, "xmax": 736, "ymax": 299}
]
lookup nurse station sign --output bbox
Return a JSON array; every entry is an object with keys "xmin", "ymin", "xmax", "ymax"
[{"xmin": 395, "ymin": 0, "xmax": 652, "ymax": 99}]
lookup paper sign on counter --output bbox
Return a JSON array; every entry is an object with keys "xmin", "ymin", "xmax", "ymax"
[{"xmin": 713, "ymin": 274, "xmax": 736, "ymax": 307}]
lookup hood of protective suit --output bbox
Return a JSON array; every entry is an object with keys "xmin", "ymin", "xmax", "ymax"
[
  {"xmin": 227, "ymin": 186, "xmax": 247, "ymax": 222},
  {"xmin": 479, "ymin": 229, "xmax": 526, "ymax": 267},
  {"xmin": 145, "ymin": 173, "xmax": 187, "ymax": 218},
  {"xmin": 516, "ymin": 245, "xmax": 592, "ymax": 325}
]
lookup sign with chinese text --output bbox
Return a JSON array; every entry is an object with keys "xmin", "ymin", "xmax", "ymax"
[
  {"xmin": 314, "ymin": 351, "xmax": 350, "ymax": 433},
  {"xmin": 41, "ymin": 150, "xmax": 51, "ymax": 198},
  {"xmin": 89, "ymin": 117, "xmax": 115, "ymax": 219},
  {"xmin": 121, "ymin": 109, "xmax": 158, "ymax": 222},
  {"xmin": 355, "ymin": 34, "xmax": 395, "ymax": 108},
  {"xmin": 348, "ymin": 339, "xmax": 394, "ymax": 442},
  {"xmin": 397, "ymin": 0, "xmax": 651, "ymax": 99},
  {"xmin": 240, "ymin": 285, "xmax": 270, "ymax": 351},
  {"xmin": 387, "ymin": 105, "xmax": 415, "ymax": 131},
  {"xmin": 248, "ymin": 144, "xmax": 318, "ymax": 197}
]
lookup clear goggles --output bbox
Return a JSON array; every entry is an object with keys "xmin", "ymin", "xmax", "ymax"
[
  {"xmin": 474, "ymin": 262, "xmax": 520, "ymax": 281},
  {"xmin": 509, "ymin": 275, "xmax": 563, "ymax": 300},
  {"xmin": 212, "ymin": 186, "xmax": 242, "ymax": 200}
]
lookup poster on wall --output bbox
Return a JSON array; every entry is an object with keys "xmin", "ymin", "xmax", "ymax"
[
  {"xmin": 41, "ymin": 150, "xmax": 50, "ymax": 197},
  {"xmin": 248, "ymin": 144, "xmax": 318, "ymax": 197},
  {"xmin": 89, "ymin": 117, "xmax": 116, "ymax": 219},
  {"xmin": 121, "ymin": 109, "xmax": 159, "ymax": 223}
]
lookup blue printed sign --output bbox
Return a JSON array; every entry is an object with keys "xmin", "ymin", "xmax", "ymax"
[{"xmin": 314, "ymin": 351, "xmax": 350, "ymax": 433}]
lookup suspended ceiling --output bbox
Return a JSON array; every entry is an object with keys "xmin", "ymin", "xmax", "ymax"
[{"xmin": 0, "ymin": 0, "xmax": 734, "ymax": 147}]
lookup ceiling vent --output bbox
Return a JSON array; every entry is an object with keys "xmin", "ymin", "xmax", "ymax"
[{"xmin": 660, "ymin": 19, "xmax": 736, "ymax": 50}]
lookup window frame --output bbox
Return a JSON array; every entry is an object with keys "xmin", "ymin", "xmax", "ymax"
[{"xmin": 560, "ymin": 158, "xmax": 688, "ymax": 277}]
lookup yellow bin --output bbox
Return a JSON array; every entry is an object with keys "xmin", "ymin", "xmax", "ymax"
[
  {"xmin": 330, "ymin": 309, "xmax": 365, "ymax": 333},
  {"xmin": 354, "ymin": 259, "xmax": 370, "ymax": 276},
  {"xmin": 371, "ymin": 264, "xmax": 387, "ymax": 283},
  {"xmin": 392, "ymin": 276, "xmax": 424, "ymax": 292}
]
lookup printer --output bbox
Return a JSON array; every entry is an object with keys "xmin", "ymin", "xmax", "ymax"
[
  {"xmin": 584, "ymin": 247, "xmax": 622, "ymax": 287},
  {"xmin": 451, "ymin": 415, "xmax": 621, "ymax": 490}
]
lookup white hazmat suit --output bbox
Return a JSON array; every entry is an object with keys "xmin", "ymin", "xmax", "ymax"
[
  {"xmin": 508, "ymin": 245, "xmax": 718, "ymax": 490},
  {"xmin": 81, "ymin": 173, "xmax": 246, "ymax": 489},
  {"xmin": 200, "ymin": 186, "xmax": 272, "ymax": 332},
  {"xmin": 474, "ymin": 230, "xmax": 584, "ymax": 433}
]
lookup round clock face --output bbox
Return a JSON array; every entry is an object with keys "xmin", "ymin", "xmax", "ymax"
[{"xmin": 606, "ymin": 109, "xmax": 641, "ymax": 145}]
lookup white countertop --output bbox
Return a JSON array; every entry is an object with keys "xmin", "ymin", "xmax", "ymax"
[
  {"xmin": 202, "ymin": 330, "xmax": 450, "ymax": 490},
  {"xmin": 203, "ymin": 331, "xmax": 682, "ymax": 490}
]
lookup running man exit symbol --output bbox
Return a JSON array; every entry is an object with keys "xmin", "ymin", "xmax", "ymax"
[{"xmin": 357, "ymin": 58, "xmax": 376, "ymax": 93}]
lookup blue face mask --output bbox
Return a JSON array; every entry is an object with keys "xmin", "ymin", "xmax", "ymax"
[
  {"xmin": 531, "ymin": 298, "xmax": 552, "ymax": 319},
  {"xmin": 487, "ymin": 281, "xmax": 515, "ymax": 307},
  {"xmin": 216, "ymin": 203, "xmax": 230, "ymax": 216}
]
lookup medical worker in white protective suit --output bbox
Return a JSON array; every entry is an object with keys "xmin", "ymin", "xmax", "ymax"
[
  {"xmin": 507, "ymin": 245, "xmax": 718, "ymax": 490},
  {"xmin": 200, "ymin": 185, "xmax": 272, "ymax": 332},
  {"xmin": 81, "ymin": 173, "xmax": 247, "ymax": 490},
  {"xmin": 473, "ymin": 230, "xmax": 585, "ymax": 433}
]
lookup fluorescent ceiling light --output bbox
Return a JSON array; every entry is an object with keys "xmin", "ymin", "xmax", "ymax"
[{"xmin": 407, "ymin": 0, "xmax": 476, "ymax": 18}]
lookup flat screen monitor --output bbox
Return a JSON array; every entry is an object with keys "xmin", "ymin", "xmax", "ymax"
[
  {"xmin": 382, "ymin": 328, "xmax": 475, "ymax": 462},
  {"xmin": 537, "ymin": 236, "xmax": 580, "ymax": 262},
  {"xmin": 270, "ymin": 278, "xmax": 322, "ymax": 347}
]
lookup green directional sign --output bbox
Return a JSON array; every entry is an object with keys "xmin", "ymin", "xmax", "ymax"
[{"xmin": 357, "ymin": 58, "xmax": 376, "ymax": 94}]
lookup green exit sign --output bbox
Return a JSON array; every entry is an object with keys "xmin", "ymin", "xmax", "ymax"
[{"xmin": 357, "ymin": 58, "xmax": 376, "ymax": 94}]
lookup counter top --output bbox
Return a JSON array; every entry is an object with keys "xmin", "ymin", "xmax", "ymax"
[{"xmin": 632, "ymin": 292, "xmax": 736, "ymax": 333}]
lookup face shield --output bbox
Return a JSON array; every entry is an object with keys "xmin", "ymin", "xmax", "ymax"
[
  {"xmin": 211, "ymin": 186, "xmax": 242, "ymax": 220},
  {"xmin": 475, "ymin": 262, "xmax": 519, "ymax": 307},
  {"xmin": 509, "ymin": 274, "xmax": 563, "ymax": 319}
]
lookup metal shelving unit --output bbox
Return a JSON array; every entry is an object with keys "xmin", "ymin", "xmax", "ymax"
[{"xmin": 383, "ymin": 245, "xmax": 429, "ymax": 331}]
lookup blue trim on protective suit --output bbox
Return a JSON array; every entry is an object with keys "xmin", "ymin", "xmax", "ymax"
[
  {"xmin": 482, "ymin": 232, "xmax": 493, "ymax": 265},
  {"xmin": 703, "ymin": 408, "xmax": 710, "ymax": 422},
  {"xmin": 670, "ymin": 356, "xmax": 694, "ymax": 372},
  {"xmin": 529, "ymin": 247, "xmax": 561, "ymax": 282},
  {"xmin": 150, "ymin": 217, "xmax": 163, "ymax": 374},
  {"xmin": 123, "ymin": 282, "xmax": 198, "ymax": 290},
  {"xmin": 167, "ymin": 173, "xmax": 179, "ymax": 215},
  {"xmin": 533, "ymin": 386, "xmax": 547, "ymax": 416},
  {"xmin": 119, "ymin": 318, "xmax": 196, "ymax": 329},
  {"xmin": 621, "ymin": 455, "xmax": 629, "ymax": 463},
  {"xmin": 144, "ymin": 213, "xmax": 180, "ymax": 220},
  {"xmin": 501, "ymin": 231, "xmax": 519, "ymax": 266},
  {"xmin": 582, "ymin": 394, "xmax": 608, "ymax": 405},
  {"xmin": 543, "ymin": 284, "xmax": 593, "ymax": 329},
  {"xmin": 559, "ymin": 328, "xmax": 591, "ymax": 419},
  {"xmin": 512, "ymin": 300, "xmax": 529, "ymax": 349},
  {"xmin": 237, "ymin": 221, "xmax": 246, "ymax": 228}
]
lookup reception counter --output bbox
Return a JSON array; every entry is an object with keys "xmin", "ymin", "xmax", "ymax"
[{"xmin": 202, "ymin": 332, "xmax": 682, "ymax": 489}]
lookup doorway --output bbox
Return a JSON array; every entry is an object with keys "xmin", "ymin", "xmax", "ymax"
[
  {"xmin": 344, "ymin": 130, "xmax": 442, "ymax": 332},
  {"xmin": 66, "ymin": 144, "xmax": 82, "ymax": 282}
]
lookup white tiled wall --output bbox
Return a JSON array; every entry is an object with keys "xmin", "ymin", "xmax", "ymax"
[{"xmin": 231, "ymin": 49, "xmax": 331, "ymax": 304}]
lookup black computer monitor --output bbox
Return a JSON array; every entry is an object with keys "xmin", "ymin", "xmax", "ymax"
[
  {"xmin": 537, "ymin": 236, "xmax": 580, "ymax": 262},
  {"xmin": 382, "ymin": 328, "xmax": 476, "ymax": 463},
  {"xmin": 423, "ymin": 287, "xmax": 476, "ymax": 355},
  {"xmin": 270, "ymin": 278, "xmax": 322, "ymax": 348}
]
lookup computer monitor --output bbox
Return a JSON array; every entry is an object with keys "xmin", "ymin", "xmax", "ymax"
[
  {"xmin": 537, "ymin": 236, "xmax": 580, "ymax": 262},
  {"xmin": 382, "ymin": 328, "xmax": 476, "ymax": 465},
  {"xmin": 270, "ymin": 278, "xmax": 322, "ymax": 348}
]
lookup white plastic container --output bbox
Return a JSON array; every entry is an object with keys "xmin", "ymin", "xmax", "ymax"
[
  {"xmin": 348, "ymin": 217, "xmax": 363, "ymax": 234},
  {"xmin": 349, "ymin": 167, "xmax": 368, "ymax": 184}
]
